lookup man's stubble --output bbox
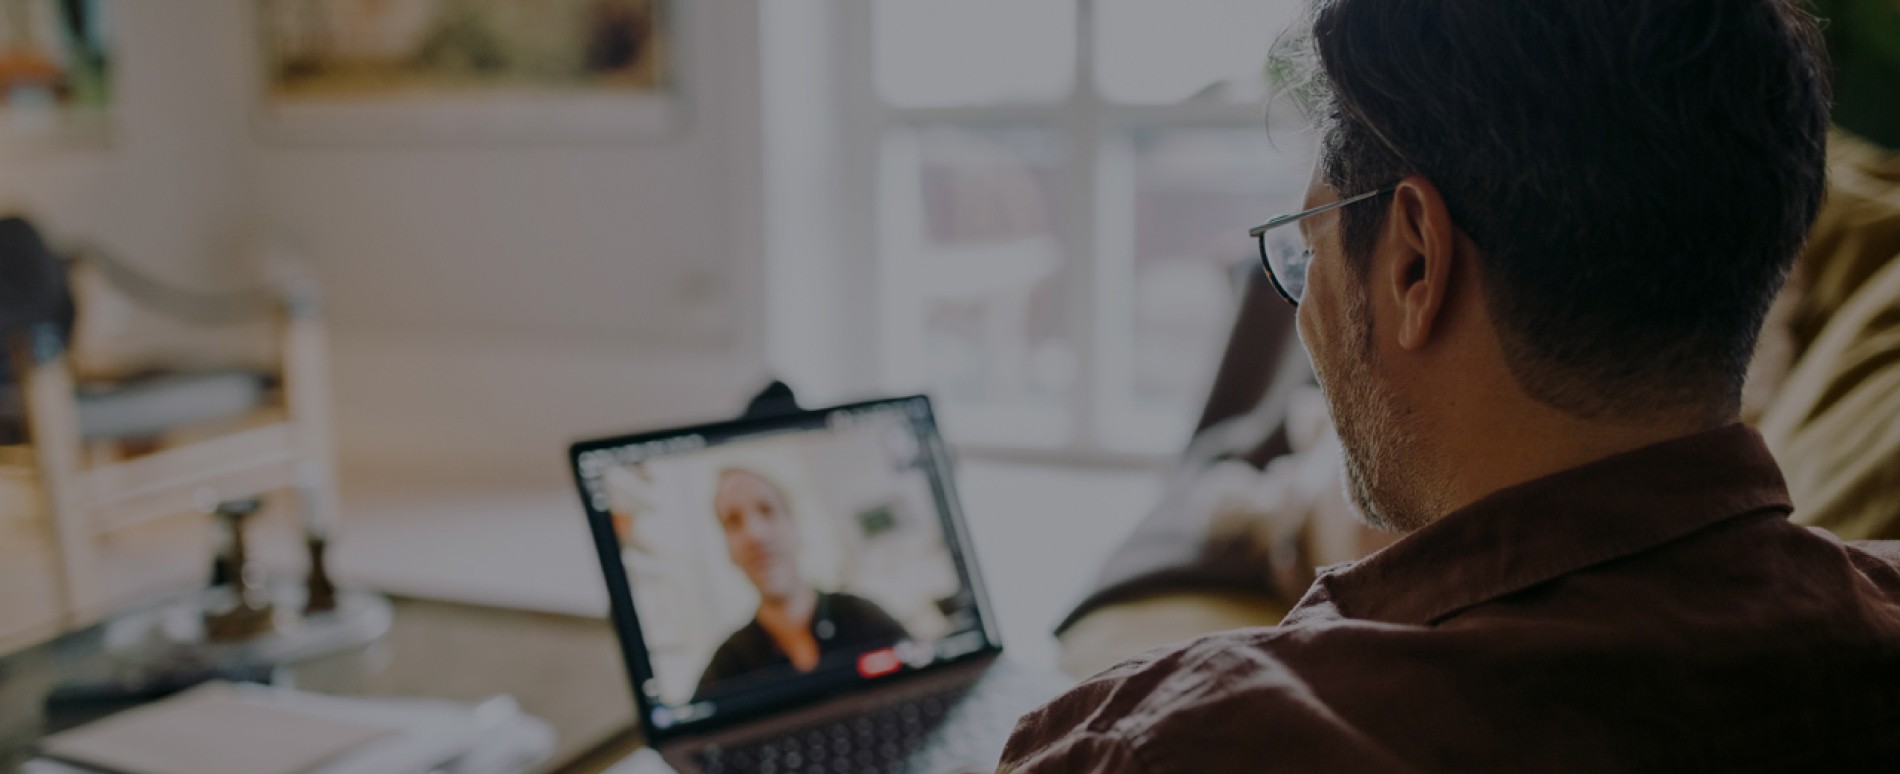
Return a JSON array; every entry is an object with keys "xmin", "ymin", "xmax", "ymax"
[{"xmin": 1319, "ymin": 285, "xmax": 1434, "ymax": 533}]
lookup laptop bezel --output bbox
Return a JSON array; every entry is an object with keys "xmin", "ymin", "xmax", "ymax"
[{"xmin": 568, "ymin": 394, "xmax": 1006, "ymax": 747}]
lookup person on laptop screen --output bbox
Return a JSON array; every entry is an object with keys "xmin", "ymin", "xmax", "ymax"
[{"xmin": 694, "ymin": 467, "xmax": 908, "ymax": 698}]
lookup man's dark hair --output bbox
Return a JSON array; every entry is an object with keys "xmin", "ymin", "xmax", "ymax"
[{"xmin": 1290, "ymin": 0, "xmax": 1830, "ymax": 420}]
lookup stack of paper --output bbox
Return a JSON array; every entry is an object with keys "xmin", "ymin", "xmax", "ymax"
[{"xmin": 28, "ymin": 682, "xmax": 555, "ymax": 774}]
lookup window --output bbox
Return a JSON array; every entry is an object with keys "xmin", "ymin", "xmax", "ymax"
[{"xmin": 772, "ymin": 0, "xmax": 1314, "ymax": 458}]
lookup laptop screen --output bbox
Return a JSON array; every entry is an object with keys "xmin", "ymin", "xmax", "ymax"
[{"xmin": 571, "ymin": 396, "xmax": 1001, "ymax": 740}]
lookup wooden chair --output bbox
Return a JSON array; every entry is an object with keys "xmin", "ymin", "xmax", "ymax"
[{"xmin": 0, "ymin": 217, "xmax": 339, "ymax": 653}]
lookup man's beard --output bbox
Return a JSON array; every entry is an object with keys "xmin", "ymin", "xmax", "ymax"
[{"xmin": 1316, "ymin": 288, "xmax": 1432, "ymax": 533}]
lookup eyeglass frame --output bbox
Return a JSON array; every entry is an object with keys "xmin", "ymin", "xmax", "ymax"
[{"xmin": 1248, "ymin": 183, "xmax": 1399, "ymax": 306}]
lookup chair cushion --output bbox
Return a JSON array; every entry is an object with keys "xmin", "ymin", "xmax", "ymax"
[{"xmin": 0, "ymin": 369, "xmax": 274, "ymax": 445}]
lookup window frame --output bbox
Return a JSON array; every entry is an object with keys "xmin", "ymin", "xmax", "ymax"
[{"xmin": 829, "ymin": 0, "xmax": 1310, "ymax": 460}]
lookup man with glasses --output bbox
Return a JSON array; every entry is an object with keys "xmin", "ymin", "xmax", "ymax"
[{"xmin": 1001, "ymin": 0, "xmax": 1900, "ymax": 769}]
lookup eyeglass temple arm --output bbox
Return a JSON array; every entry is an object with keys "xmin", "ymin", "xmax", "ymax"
[{"xmin": 1248, "ymin": 185, "xmax": 1399, "ymax": 238}]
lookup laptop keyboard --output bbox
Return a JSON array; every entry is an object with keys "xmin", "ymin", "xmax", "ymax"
[{"xmin": 692, "ymin": 681, "xmax": 1024, "ymax": 774}]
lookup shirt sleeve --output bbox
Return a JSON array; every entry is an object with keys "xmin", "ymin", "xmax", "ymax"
[
  {"xmin": 998, "ymin": 656, "xmax": 1163, "ymax": 774},
  {"xmin": 997, "ymin": 631, "xmax": 1420, "ymax": 773},
  {"xmin": 999, "ymin": 730, "xmax": 1148, "ymax": 773},
  {"xmin": 828, "ymin": 592, "xmax": 910, "ymax": 645}
]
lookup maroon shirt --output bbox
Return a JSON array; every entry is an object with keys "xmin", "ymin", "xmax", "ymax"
[{"xmin": 1002, "ymin": 425, "xmax": 1900, "ymax": 772}]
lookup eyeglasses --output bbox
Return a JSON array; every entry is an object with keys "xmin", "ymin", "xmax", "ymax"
[{"xmin": 1248, "ymin": 184, "xmax": 1398, "ymax": 306}]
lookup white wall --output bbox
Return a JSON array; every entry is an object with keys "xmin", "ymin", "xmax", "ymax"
[
  {"xmin": 250, "ymin": 1, "xmax": 771, "ymax": 488},
  {"xmin": 5, "ymin": 1, "xmax": 773, "ymax": 491},
  {"xmin": 0, "ymin": 0, "xmax": 255, "ymax": 285}
]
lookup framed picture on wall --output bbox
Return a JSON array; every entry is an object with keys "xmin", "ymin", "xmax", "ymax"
[
  {"xmin": 255, "ymin": 0, "xmax": 682, "ymax": 144},
  {"xmin": 0, "ymin": 0, "xmax": 111, "ymax": 147}
]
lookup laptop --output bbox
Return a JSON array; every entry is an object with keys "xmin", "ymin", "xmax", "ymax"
[{"xmin": 570, "ymin": 394, "xmax": 1067, "ymax": 774}]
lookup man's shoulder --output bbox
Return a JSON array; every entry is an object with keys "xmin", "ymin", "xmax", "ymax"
[
  {"xmin": 1747, "ymin": 521, "xmax": 1900, "ymax": 597},
  {"xmin": 1010, "ymin": 627, "xmax": 1281, "ymax": 733},
  {"xmin": 823, "ymin": 591, "xmax": 899, "ymax": 624},
  {"xmin": 824, "ymin": 590, "xmax": 883, "ymax": 611},
  {"xmin": 1026, "ymin": 617, "xmax": 1447, "ymax": 713},
  {"xmin": 1842, "ymin": 536, "xmax": 1900, "ymax": 568},
  {"xmin": 820, "ymin": 591, "xmax": 908, "ymax": 640},
  {"xmin": 1002, "ymin": 625, "xmax": 1420, "ymax": 772},
  {"xmin": 695, "ymin": 618, "xmax": 770, "ymax": 698},
  {"xmin": 1002, "ymin": 530, "xmax": 1900, "ymax": 771},
  {"xmin": 1829, "ymin": 535, "xmax": 1900, "ymax": 594},
  {"xmin": 711, "ymin": 616, "xmax": 767, "ymax": 658}
]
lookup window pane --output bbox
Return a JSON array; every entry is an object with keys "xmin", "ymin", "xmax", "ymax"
[
  {"xmin": 1113, "ymin": 128, "xmax": 1311, "ymax": 448},
  {"xmin": 1095, "ymin": 0, "xmax": 1304, "ymax": 105},
  {"xmin": 879, "ymin": 125, "xmax": 1076, "ymax": 444},
  {"xmin": 876, "ymin": 0, "xmax": 1077, "ymax": 108}
]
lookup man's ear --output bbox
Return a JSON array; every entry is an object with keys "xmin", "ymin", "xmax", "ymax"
[{"xmin": 1382, "ymin": 176, "xmax": 1459, "ymax": 351}]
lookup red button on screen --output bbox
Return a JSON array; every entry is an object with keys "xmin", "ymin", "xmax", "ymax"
[{"xmin": 857, "ymin": 648, "xmax": 901, "ymax": 679}]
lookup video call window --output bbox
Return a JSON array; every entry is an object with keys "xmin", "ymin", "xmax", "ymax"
[{"xmin": 593, "ymin": 407, "xmax": 981, "ymax": 713}]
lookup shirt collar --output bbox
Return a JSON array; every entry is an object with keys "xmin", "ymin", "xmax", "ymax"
[{"xmin": 1318, "ymin": 423, "xmax": 1793, "ymax": 626}]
